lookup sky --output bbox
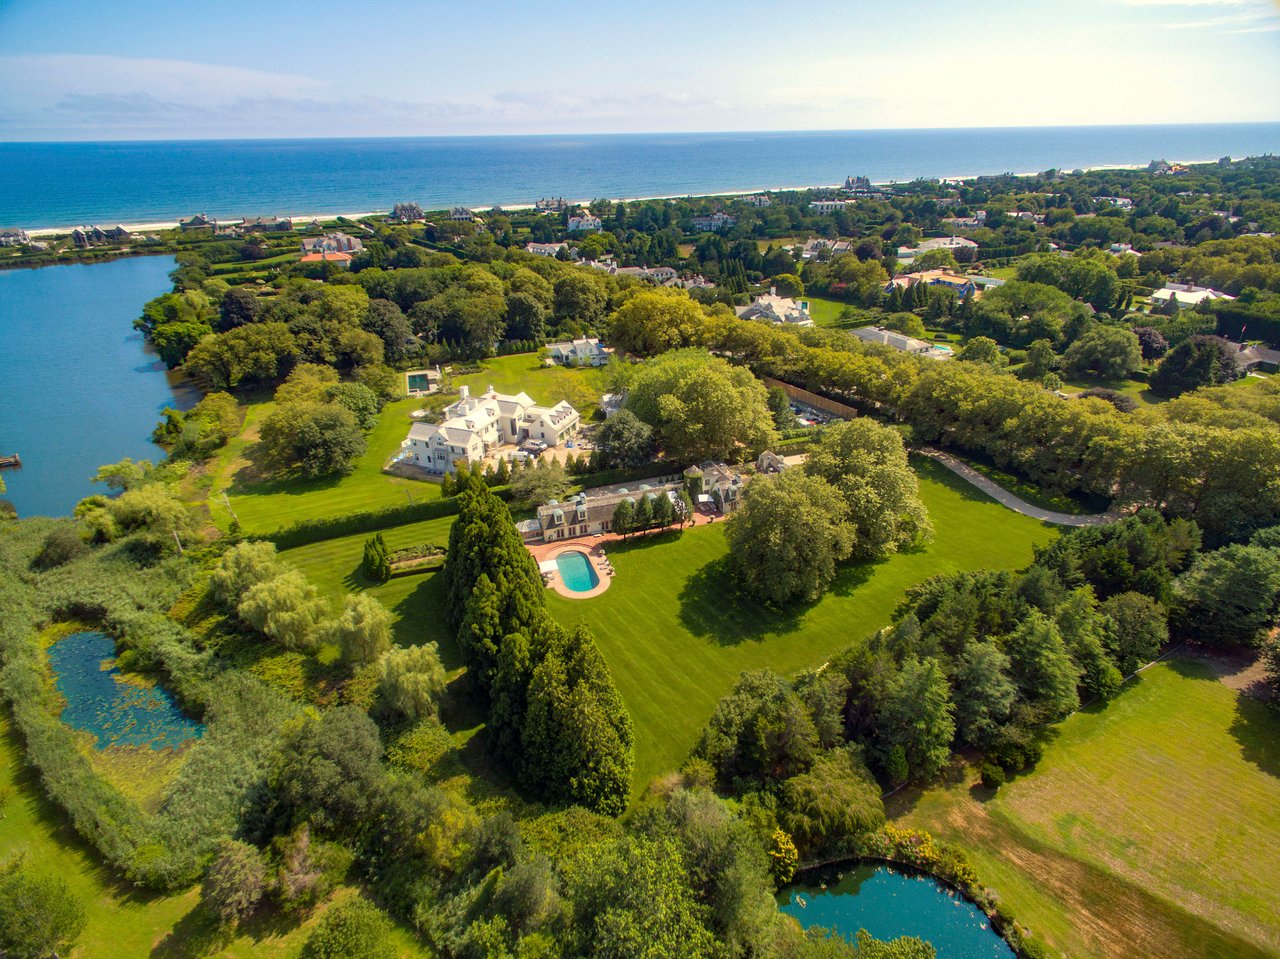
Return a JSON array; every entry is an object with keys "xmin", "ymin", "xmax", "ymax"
[{"xmin": 1, "ymin": 0, "xmax": 1279, "ymax": 141}]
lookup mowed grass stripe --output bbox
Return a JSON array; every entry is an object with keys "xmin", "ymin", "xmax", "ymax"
[
  {"xmin": 548, "ymin": 458, "xmax": 1056, "ymax": 791},
  {"xmin": 892, "ymin": 661, "xmax": 1280, "ymax": 959}
]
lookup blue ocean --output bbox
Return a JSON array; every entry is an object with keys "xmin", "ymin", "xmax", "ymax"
[{"xmin": 2, "ymin": 124, "xmax": 1279, "ymax": 229}]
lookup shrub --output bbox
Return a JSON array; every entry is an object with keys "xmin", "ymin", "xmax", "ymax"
[
  {"xmin": 30, "ymin": 525, "xmax": 88, "ymax": 571},
  {"xmin": 979, "ymin": 762, "xmax": 1006, "ymax": 790},
  {"xmin": 301, "ymin": 898, "xmax": 396, "ymax": 959}
]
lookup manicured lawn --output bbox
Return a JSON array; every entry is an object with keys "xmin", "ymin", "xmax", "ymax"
[
  {"xmin": 282, "ymin": 515, "xmax": 457, "ymax": 657},
  {"xmin": 804, "ymin": 294, "xmax": 860, "ymax": 327},
  {"xmin": 890, "ymin": 660, "xmax": 1280, "ymax": 959},
  {"xmin": 546, "ymin": 457, "xmax": 1057, "ymax": 792},
  {"xmin": 0, "ymin": 711, "xmax": 428, "ymax": 959},
  {"xmin": 450, "ymin": 352, "xmax": 609, "ymax": 419},
  {"xmin": 209, "ymin": 397, "xmax": 442, "ymax": 534},
  {"xmin": 1060, "ymin": 374, "xmax": 1166, "ymax": 409}
]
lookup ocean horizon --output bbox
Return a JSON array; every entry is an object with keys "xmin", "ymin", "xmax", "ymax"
[{"xmin": 2, "ymin": 123, "xmax": 1278, "ymax": 230}]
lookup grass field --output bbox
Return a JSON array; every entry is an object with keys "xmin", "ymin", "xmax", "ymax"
[
  {"xmin": 208, "ymin": 397, "xmax": 441, "ymax": 534},
  {"xmin": 545, "ymin": 457, "xmax": 1056, "ymax": 791},
  {"xmin": 0, "ymin": 711, "xmax": 428, "ymax": 959},
  {"xmin": 890, "ymin": 660, "xmax": 1280, "ymax": 959},
  {"xmin": 282, "ymin": 515, "xmax": 457, "ymax": 655},
  {"xmin": 804, "ymin": 294, "xmax": 860, "ymax": 327}
]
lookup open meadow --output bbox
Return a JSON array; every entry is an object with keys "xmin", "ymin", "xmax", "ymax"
[{"xmin": 890, "ymin": 659, "xmax": 1280, "ymax": 959}]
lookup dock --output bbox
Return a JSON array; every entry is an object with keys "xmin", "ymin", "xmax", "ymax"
[{"xmin": 0, "ymin": 454, "xmax": 21, "ymax": 470}]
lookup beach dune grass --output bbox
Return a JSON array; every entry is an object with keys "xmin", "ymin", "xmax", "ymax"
[{"xmin": 890, "ymin": 660, "xmax": 1280, "ymax": 959}]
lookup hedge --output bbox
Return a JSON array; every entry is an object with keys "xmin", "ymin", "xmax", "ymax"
[{"xmin": 265, "ymin": 496, "xmax": 468, "ymax": 549}]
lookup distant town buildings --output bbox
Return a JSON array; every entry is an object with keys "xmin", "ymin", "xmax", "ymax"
[
  {"xmin": 301, "ymin": 232, "xmax": 364, "ymax": 254},
  {"xmin": 851, "ymin": 325, "xmax": 953, "ymax": 359},
  {"xmin": 390, "ymin": 202, "xmax": 425, "ymax": 223},
  {"xmin": 690, "ymin": 212, "xmax": 737, "ymax": 232},
  {"xmin": 567, "ymin": 211, "xmax": 603, "ymax": 232},
  {"xmin": 242, "ymin": 215, "xmax": 293, "ymax": 232},
  {"xmin": 402, "ymin": 385, "xmax": 581, "ymax": 473},
  {"xmin": 735, "ymin": 289, "xmax": 814, "ymax": 327}
]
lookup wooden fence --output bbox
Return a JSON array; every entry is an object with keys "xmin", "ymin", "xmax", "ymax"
[{"xmin": 762, "ymin": 377, "xmax": 859, "ymax": 420}]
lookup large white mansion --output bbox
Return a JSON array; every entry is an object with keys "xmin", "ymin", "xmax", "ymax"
[{"xmin": 402, "ymin": 385, "xmax": 581, "ymax": 473}]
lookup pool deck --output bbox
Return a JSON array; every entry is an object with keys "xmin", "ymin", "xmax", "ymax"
[
  {"xmin": 539, "ymin": 543, "xmax": 614, "ymax": 599},
  {"xmin": 526, "ymin": 510, "xmax": 728, "ymax": 599}
]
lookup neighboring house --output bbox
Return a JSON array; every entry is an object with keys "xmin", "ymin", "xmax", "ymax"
[
  {"xmin": 690, "ymin": 212, "xmax": 737, "ymax": 232},
  {"xmin": 664, "ymin": 273, "xmax": 715, "ymax": 290},
  {"xmin": 810, "ymin": 199, "xmax": 853, "ymax": 214},
  {"xmin": 567, "ymin": 211, "xmax": 603, "ymax": 232},
  {"xmin": 1092, "ymin": 196, "xmax": 1134, "ymax": 211},
  {"xmin": 299, "ymin": 251, "xmax": 353, "ymax": 267},
  {"xmin": 797, "ymin": 238, "xmax": 854, "ymax": 260},
  {"xmin": 969, "ymin": 275, "xmax": 1007, "ymax": 291},
  {"xmin": 71, "ymin": 226, "xmax": 109, "ymax": 248},
  {"xmin": 404, "ymin": 368, "xmax": 441, "ymax": 397},
  {"xmin": 600, "ymin": 393, "xmax": 624, "ymax": 417},
  {"xmin": 107, "ymin": 226, "xmax": 132, "ymax": 242},
  {"xmin": 852, "ymin": 326, "xmax": 952, "ymax": 359},
  {"xmin": 886, "ymin": 270, "xmax": 977, "ymax": 299},
  {"xmin": 449, "ymin": 207, "xmax": 478, "ymax": 222},
  {"xmin": 546, "ymin": 337, "xmax": 614, "ymax": 367},
  {"xmin": 1109, "ymin": 242, "xmax": 1140, "ymax": 257},
  {"xmin": 1237, "ymin": 344, "xmax": 1280, "ymax": 373},
  {"xmin": 243, "ymin": 216, "xmax": 293, "ymax": 232},
  {"xmin": 735, "ymin": 289, "xmax": 814, "ymax": 327},
  {"xmin": 402, "ymin": 385, "xmax": 581, "ymax": 473},
  {"xmin": 179, "ymin": 214, "xmax": 212, "ymax": 230},
  {"xmin": 301, "ymin": 232, "xmax": 364, "ymax": 254},
  {"xmin": 756, "ymin": 450, "xmax": 788, "ymax": 474},
  {"xmin": 941, "ymin": 215, "xmax": 985, "ymax": 230},
  {"xmin": 612, "ymin": 265, "xmax": 678, "ymax": 283},
  {"xmin": 0, "ymin": 229, "xmax": 30, "ymax": 246},
  {"xmin": 532, "ymin": 480, "xmax": 685, "ymax": 542},
  {"xmin": 1150, "ymin": 282, "xmax": 1235, "ymax": 307},
  {"xmin": 742, "ymin": 194, "xmax": 772, "ymax": 208},
  {"xmin": 536, "ymin": 197, "xmax": 569, "ymax": 213},
  {"xmin": 844, "ymin": 175, "xmax": 873, "ymax": 193},
  {"xmin": 390, "ymin": 202, "xmax": 425, "ymax": 222},
  {"xmin": 897, "ymin": 235, "xmax": 979, "ymax": 261},
  {"xmin": 525, "ymin": 241, "xmax": 571, "ymax": 257},
  {"xmin": 683, "ymin": 461, "xmax": 745, "ymax": 512}
]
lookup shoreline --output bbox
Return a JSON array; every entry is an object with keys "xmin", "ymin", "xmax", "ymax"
[{"xmin": 20, "ymin": 156, "xmax": 1226, "ymax": 236}]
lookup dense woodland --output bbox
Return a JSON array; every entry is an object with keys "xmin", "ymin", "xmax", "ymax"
[{"xmin": 4, "ymin": 158, "xmax": 1280, "ymax": 959}]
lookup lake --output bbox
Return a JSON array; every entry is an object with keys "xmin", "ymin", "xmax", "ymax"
[
  {"xmin": 0, "ymin": 255, "xmax": 195, "ymax": 517},
  {"xmin": 47, "ymin": 630, "xmax": 204, "ymax": 751},
  {"xmin": 780, "ymin": 863, "xmax": 1015, "ymax": 959}
]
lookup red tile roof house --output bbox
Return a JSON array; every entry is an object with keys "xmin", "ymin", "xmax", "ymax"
[{"xmin": 299, "ymin": 251, "xmax": 353, "ymax": 267}]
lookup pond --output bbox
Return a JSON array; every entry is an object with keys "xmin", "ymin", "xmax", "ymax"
[
  {"xmin": 47, "ymin": 631, "xmax": 204, "ymax": 750},
  {"xmin": 780, "ymin": 863, "xmax": 1014, "ymax": 959}
]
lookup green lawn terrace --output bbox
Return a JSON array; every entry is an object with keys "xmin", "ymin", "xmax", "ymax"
[
  {"xmin": 207, "ymin": 353, "xmax": 607, "ymax": 535},
  {"xmin": 891, "ymin": 658, "xmax": 1280, "ymax": 959}
]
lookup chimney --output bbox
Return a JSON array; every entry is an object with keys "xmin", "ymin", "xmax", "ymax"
[
  {"xmin": 459, "ymin": 385, "xmax": 470, "ymax": 400},
  {"xmin": 769, "ymin": 285, "xmax": 777, "ymax": 296}
]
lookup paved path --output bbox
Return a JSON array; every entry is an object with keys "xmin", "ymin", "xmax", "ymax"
[{"xmin": 919, "ymin": 448, "xmax": 1120, "ymax": 527}]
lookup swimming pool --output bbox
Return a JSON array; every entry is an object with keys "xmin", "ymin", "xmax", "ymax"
[{"xmin": 555, "ymin": 550, "xmax": 600, "ymax": 593}]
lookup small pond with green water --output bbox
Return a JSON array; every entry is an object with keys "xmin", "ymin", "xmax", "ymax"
[
  {"xmin": 47, "ymin": 631, "xmax": 204, "ymax": 750},
  {"xmin": 779, "ymin": 863, "xmax": 1014, "ymax": 958}
]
